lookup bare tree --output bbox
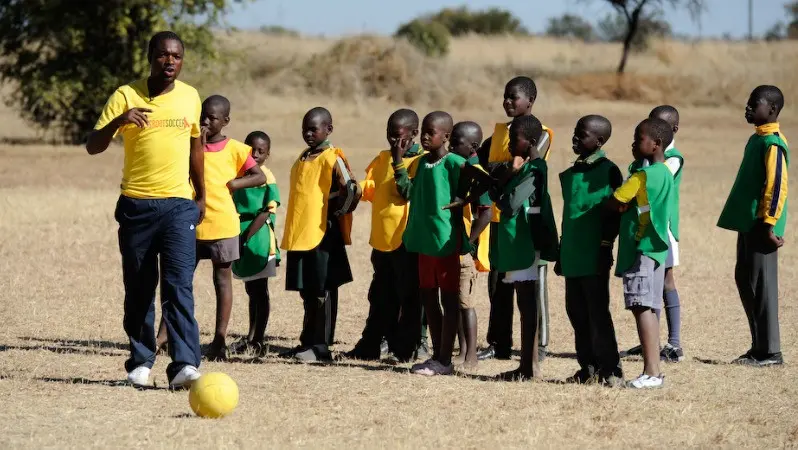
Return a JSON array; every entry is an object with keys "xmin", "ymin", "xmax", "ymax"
[{"xmin": 585, "ymin": 0, "xmax": 705, "ymax": 73}]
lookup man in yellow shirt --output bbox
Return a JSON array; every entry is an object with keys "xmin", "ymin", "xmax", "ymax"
[
  {"xmin": 345, "ymin": 109, "xmax": 426, "ymax": 362},
  {"xmin": 86, "ymin": 31, "xmax": 205, "ymax": 389}
]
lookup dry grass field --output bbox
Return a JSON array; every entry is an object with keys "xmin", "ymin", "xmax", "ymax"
[{"xmin": 2, "ymin": 33, "xmax": 798, "ymax": 449}]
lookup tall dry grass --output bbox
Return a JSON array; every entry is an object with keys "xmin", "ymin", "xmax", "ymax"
[
  {"xmin": 190, "ymin": 32, "xmax": 798, "ymax": 115},
  {"xmin": 2, "ymin": 33, "xmax": 798, "ymax": 448}
]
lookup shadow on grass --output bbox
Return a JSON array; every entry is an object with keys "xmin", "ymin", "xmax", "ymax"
[
  {"xmin": 693, "ymin": 357, "xmax": 729, "ymax": 365},
  {"xmin": 18, "ymin": 336, "xmax": 129, "ymax": 351},
  {"xmin": 506, "ymin": 349, "xmax": 577, "ymax": 360},
  {"xmin": 35, "ymin": 376, "xmax": 168, "ymax": 391},
  {"xmin": 0, "ymin": 344, "xmax": 123, "ymax": 357}
]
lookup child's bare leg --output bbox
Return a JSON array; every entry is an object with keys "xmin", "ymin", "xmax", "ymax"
[
  {"xmin": 420, "ymin": 288, "xmax": 442, "ymax": 360},
  {"xmin": 453, "ymin": 312, "xmax": 466, "ymax": 365},
  {"xmin": 438, "ymin": 292, "xmax": 460, "ymax": 367},
  {"xmin": 246, "ymin": 284, "xmax": 258, "ymax": 343},
  {"xmin": 515, "ymin": 281, "xmax": 540, "ymax": 378},
  {"xmin": 208, "ymin": 261, "xmax": 234, "ymax": 359},
  {"xmin": 632, "ymin": 307, "xmax": 661, "ymax": 376},
  {"xmin": 245, "ymin": 278, "xmax": 270, "ymax": 344},
  {"xmin": 156, "ymin": 316, "xmax": 168, "ymax": 353},
  {"xmin": 461, "ymin": 308, "xmax": 479, "ymax": 369}
]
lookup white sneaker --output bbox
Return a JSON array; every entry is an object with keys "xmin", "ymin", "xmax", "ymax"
[
  {"xmin": 126, "ymin": 366, "xmax": 151, "ymax": 387},
  {"xmin": 169, "ymin": 365, "xmax": 201, "ymax": 389},
  {"xmin": 627, "ymin": 373, "xmax": 664, "ymax": 389}
]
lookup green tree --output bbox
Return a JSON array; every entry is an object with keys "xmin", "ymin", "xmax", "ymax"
[
  {"xmin": 545, "ymin": 14, "xmax": 596, "ymax": 41},
  {"xmin": 0, "ymin": 0, "xmax": 242, "ymax": 144},
  {"xmin": 395, "ymin": 19, "xmax": 451, "ymax": 57},
  {"xmin": 582, "ymin": 0, "xmax": 705, "ymax": 73},
  {"xmin": 597, "ymin": 11, "xmax": 672, "ymax": 50},
  {"xmin": 427, "ymin": 6, "xmax": 527, "ymax": 36},
  {"xmin": 785, "ymin": 1, "xmax": 798, "ymax": 38},
  {"xmin": 764, "ymin": 22, "xmax": 785, "ymax": 41}
]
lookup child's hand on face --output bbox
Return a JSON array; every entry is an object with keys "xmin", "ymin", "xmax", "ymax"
[
  {"xmin": 390, "ymin": 137, "xmax": 410, "ymax": 160},
  {"xmin": 200, "ymin": 126, "xmax": 209, "ymax": 146},
  {"xmin": 511, "ymin": 154, "xmax": 529, "ymax": 173}
]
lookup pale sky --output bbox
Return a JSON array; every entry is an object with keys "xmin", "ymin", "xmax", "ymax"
[{"xmin": 224, "ymin": 0, "xmax": 787, "ymax": 39}]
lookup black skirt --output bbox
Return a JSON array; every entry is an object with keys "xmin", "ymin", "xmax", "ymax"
[{"xmin": 285, "ymin": 217, "xmax": 353, "ymax": 294}]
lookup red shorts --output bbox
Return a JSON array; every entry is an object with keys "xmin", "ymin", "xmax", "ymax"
[{"xmin": 418, "ymin": 252, "xmax": 461, "ymax": 293}]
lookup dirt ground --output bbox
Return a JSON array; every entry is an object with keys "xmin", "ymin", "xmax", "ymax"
[{"xmin": 1, "ymin": 38, "xmax": 798, "ymax": 448}]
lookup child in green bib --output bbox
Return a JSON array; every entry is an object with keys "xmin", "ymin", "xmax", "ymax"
[
  {"xmin": 556, "ymin": 115, "xmax": 624, "ymax": 386},
  {"xmin": 717, "ymin": 85, "xmax": 788, "ymax": 367},
  {"xmin": 488, "ymin": 114, "xmax": 558, "ymax": 381},
  {"xmin": 229, "ymin": 131, "xmax": 281, "ymax": 357},
  {"xmin": 606, "ymin": 118, "xmax": 674, "ymax": 389},
  {"xmin": 393, "ymin": 112, "xmax": 489, "ymax": 376},
  {"xmin": 622, "ymin": 105, "xmax": 686, "ymax": 363},
  {"xmin": 447, "ymin": 121, "xmax": 493, "ymax": 369}
]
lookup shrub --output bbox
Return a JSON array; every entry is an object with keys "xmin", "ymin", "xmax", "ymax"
[
  {"xmin": 395, "ymin": 19, "xmax": 451, "ymax": 58},
  {"xmin": 429, "ymin": 6, "xmax": 527, "ymax": 36},
  {"xmin": 545, "ymin": 14, "xmax": 596, "ymax": 42}
]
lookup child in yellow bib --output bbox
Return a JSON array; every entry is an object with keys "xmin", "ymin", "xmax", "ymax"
[
  {"xmin": 153, "ymin": 95, "xmax": 265, "ymax": 359},
  {"xmin": 475, "ymin": 76, "xmax": 554, "ymax": 362},
  {"xmin": 345, "ymin": 109, "xmax": 427, "ymax": 363},
  {"xmin": 280, "ymin": 107, "xmax": 361, "ymax": 362}
]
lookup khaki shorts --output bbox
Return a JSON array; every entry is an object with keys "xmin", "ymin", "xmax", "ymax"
[
  {"xmin": 197, "ymin": 236, "xmax": 240, "ymax": 264},
  {"xmin": 459, "ymin": 253, "xmax": 478, "ymax": 309}
]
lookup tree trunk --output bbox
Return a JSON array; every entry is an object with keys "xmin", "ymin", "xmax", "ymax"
[
  {"xmin": 617, "ymin": 37, "xmax": 632, "ymax": 73},
  {"xmin": 617, "ymin": 5, "xmax": 644, "ymax": 74}
]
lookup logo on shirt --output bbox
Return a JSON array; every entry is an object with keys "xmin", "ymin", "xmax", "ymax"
[{"xmin": 148, "ymin": 117, "xmax": 191, "ymax": 129}]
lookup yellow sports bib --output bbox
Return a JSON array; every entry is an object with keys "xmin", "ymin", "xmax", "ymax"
[
  {"xmin": 281, "ymin": 147, "xmax": 353, "ymax": 251},
  {"xmin": 462, "ymin": 203, "xmax": 491, "ymax": 272}
]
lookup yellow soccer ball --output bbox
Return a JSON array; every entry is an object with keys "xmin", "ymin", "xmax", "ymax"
[{"xmin": 189, "ymin": 372, "xmax": 239, "ymax": 418}]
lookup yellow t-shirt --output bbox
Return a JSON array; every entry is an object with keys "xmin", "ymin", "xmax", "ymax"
[
  {"xmin": 196, "ymin": 138, "xmax": 254, "ymax": 241},
  {"xmin": 360, "ymin": 149, "xmax": 425, "ymax": 252},
  {"xmin": 613, "ymin": 171, "xmax": 650, "ymax": 240},
  {"xmin": 94, "ymin": 79, "xmax": 202, "ymax": 200}
]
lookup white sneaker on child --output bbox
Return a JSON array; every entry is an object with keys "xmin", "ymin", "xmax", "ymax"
[
  {"xmin": 627, "ymin": 373, "xmax": 664, "ymax": 389},
  {"xmin": 126, "ymin": 366, "xmax": 151, "ymax": 387},
  {"xmin": 169, "ymin": 365, "xmax": 201, "ymax": 389}
]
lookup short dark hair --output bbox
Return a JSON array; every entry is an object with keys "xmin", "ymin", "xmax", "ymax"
[
  {"xmin": 452, "ymin": 121, "xmax": 483, "ymax": 144},
  {"xmin": 752, "ymin": 85, "xmax": 785, "ymax": 114},
  {"xmin": 580, "ymin": 114, "xmax": 612, "ymax": 141},
  {"xmin": 649, "ymin": 105, "xmax": 679, "ymax": 129},
  {"xmin": 422, "ymin": 111, "xmax": 454, "ymax": 131},
  {"xmin": 203, "ymin": 95, "xmax": 231, "ymax": 116},
  {"xmin": 506, "ymin": 76, "xmax": 537, "ymax": 101},
  {"xmin": 511, "ymin": 115, "xmax": 543, "ymax": 143},
  {"xmin": 638, "ymin": 117, "xmax": 674, "ymax": 149},
  {"xmin": 245, "ymin": 131, "xmax": 271, "ymax": 146},
  {"xmin": 304, "ymin": 106, "xmax": 333, "ymax": 125},
  {"xmin": 147, "ymin": 31, "xmax": 184, "ymax": 63},
  {"xmin": 388, "ymin": 109, "xmax": 419, "ymax": 129}
]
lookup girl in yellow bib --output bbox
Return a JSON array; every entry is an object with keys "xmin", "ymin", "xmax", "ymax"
[{"xmin": 280, "ymin": 107, "xmax": 362, "ymax": 362}]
